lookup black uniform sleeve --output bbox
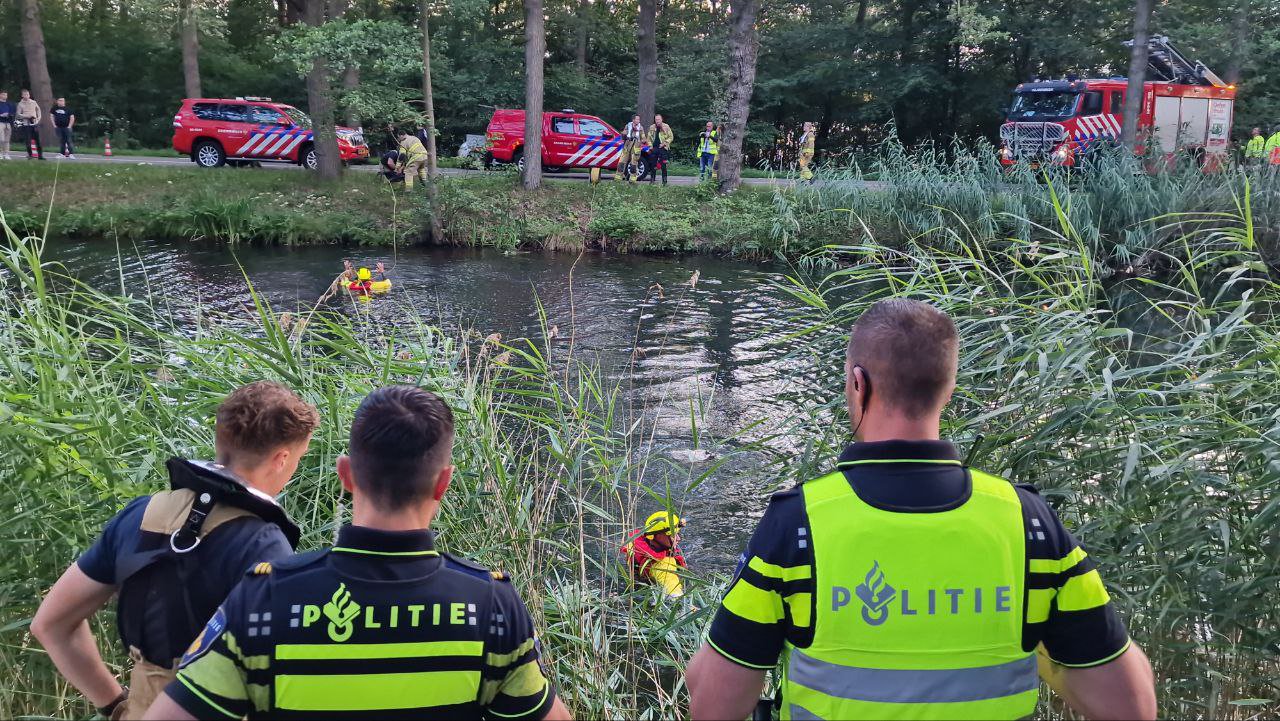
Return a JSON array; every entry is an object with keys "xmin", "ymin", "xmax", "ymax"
[
  {"xmin": 1017, "ymin": 486, "xmax": 1131, "ymax": 667},
  {"xmin": 229, "ymin": 522, "xmax": 294, "ymax": 577},
  {"xmin": 480, "ymin": 578, "xmax": 557, "ymax": 720},
  {"xmin": 163, "ymin": 577, "xmax": 261, "ymax": 719},
  {"xmin": 76, "ymin": 496, "xmax": 149, "ymax": 585},
  {"xmin": 706, "ymin": 488, "xmax": 814, "ymax": 669}
]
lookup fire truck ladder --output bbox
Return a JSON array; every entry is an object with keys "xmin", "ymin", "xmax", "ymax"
[{"xmin": 1123, "ymin": 35, "xmax": 1227, "ymax": 88}]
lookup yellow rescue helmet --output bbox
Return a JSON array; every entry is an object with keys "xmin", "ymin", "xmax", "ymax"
[
  {"xmin": 643, "ymin": 511, "xmax": 685, "ymax": 536},
  {"xmin": 357, "ymin": 267, "xmax": 372, "ymax": 281}
]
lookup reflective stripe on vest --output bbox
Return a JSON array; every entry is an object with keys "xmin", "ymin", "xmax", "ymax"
[{"xmin": 781, "ymin": 468, "xmax": 1036, "ymax": 720}]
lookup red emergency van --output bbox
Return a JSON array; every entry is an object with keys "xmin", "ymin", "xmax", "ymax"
[
  {"xmin": 172, "ymin": 97, "xmax": 369, "ymax": 169},
  {"xmin": 485, "ymin": 108, "xmax": 645, "ymax": 176}
]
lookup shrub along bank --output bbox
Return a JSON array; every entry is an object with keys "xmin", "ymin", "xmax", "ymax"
[{"xmin": 1, "ymin": 154, "xmax": 1277, "ymax": 270}]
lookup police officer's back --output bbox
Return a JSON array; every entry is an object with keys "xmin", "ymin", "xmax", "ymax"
[
  {"xmin": 145, "ymin": 386, "xmax": 571, "ymax": 720},
  {"xmin": 32, "ymin": 381, "xmax": 319, "ymax": 719},
  {"xmin": 686, "ymin": 299, "xmax": 1157, "ymax": 720}
]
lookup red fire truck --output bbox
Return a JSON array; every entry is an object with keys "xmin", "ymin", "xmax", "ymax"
[{"xmin": 999, "ymin": 37, "xmax": 1235, "ymax": 170}]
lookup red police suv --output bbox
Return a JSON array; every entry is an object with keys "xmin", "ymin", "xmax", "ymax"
[{"xmin": 172, "ymin": 97, "xmax": 369, "ymax": 169}]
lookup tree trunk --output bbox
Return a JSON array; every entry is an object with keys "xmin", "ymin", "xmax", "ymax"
[
  {"xmin": 1225, "ymin": 0, "xmax": 1248, "ymax": 85},
  {"xmin": 304, "ymin": 0, "xmax": 342, "ymax": 179},
  {"xmin": 575, "ymin": 0, "xmax": 589, "ymax": 73},
  {"xmin": 717, "ymin": 0, "xmax": 760, "ymax": 194},
  {"xmin": 180, "ymin": 0, "xmax": 203, "ymax": 99},
  {"xmin": 1120, "ymin": 0, "xmax": 1153, "ymax": 152},
  {"xmin": 286, "ymin": 0, "xmax": 303, "ymax": 25},
  {"xmin": 522, "ymin": 0, "xmax": 545, "ymax": 190},
  {"xmin": 636, "ymin": 0, "xmax": 657, "ymax": 125},
  {"xmin": 422, "ymin": 0, "xmax": 444, "ymax": 239},
  {"xmin": 855, "ymin": 0, "xmax": 867, "ymax": 25},
  {"xmin": 277, "ymin": 0, "xmax": 288, "ymax": 26},
  {"xmin": 20, "ymin": 0, "xmax": 56, "ymax": 148},
  {"xmin": 329, "ymin": 0, "xmax": 359, "ymax": 126}
]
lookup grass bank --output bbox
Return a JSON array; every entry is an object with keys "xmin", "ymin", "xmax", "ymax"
[{"xmin": 2, "ymin": 144, "xmax": 1278, "ymax": 269}]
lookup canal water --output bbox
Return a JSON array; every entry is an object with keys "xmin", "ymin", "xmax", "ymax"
[{"xmin": 44, "ymin": 238, "xmax": 835, "ymax": 572}]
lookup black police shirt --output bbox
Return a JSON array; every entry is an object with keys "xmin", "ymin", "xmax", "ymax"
[
  {"xmin": 51, "ymin": 106, "xmax": 73, "ymax": 128},
  {"xmin": 707, "ymin": 440, "xmax": 1131, "ymax": 670}
]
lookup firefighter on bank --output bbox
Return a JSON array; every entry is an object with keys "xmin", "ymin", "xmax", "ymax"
[
  {"xmin": 646, "ymin": 114, "xmax": 675, "ymax": 185},
  {"xmin": 685, "ymin": 299, "xmax": 1157, "ymax": 720},
  {"xmin": 144, "ymin": 386, "xmax": 571, "ymax": 720},
  {"xmin": 616, "ymin": 114, "xmax": 647, "ymax": 182},
  {"xmin": 32, "ymin": 382, "xmax": 319, "ymax": 720},
  {"xmin": 798, "ymin": 122, "xmax": 816, "ymax": 183},
  {"xmin": 396, "ymin": 128, "xmax": 430, "ymax": 189},
  {"xmin": 697, "ymin": 121, "xmax": 719, "ymax": 181},
  {"xmin": 1266, "ymin": 124, "xmax": 1280, "ymax": 167},
  {"xmin": 622, "ymin": 511, "xmax": 688, "ymax": 597}
]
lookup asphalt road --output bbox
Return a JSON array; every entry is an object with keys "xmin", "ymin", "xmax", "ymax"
[{"xmin": 18, "ymin": 152, "xmax": 785, "ymax": 187}]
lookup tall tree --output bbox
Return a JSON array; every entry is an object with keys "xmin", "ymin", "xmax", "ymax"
[
  {"xmin": 422, "ymin": 0, "xmax": 444, "ymax": 239},
  {"xmin": 522, "ymin": 0, "xmax": 545, "ymax": 190},
  {"xmin": 303, "ymin": 0, "xmax": 343, "ymax": 179},
  {"xmin": 717, "ymin": 0, "xmax": 760, "ymax": 193},
  {"xmin": 1225, "ymin": 0, "xmax": 1248, "ymax": 85},
  {"xmin": 19, "ymin": 0, "xmax": 56, "ymax": 147},
  {"xmin": 1120, "ymin": 0, "xmax": 1153, "ymax": 152},
  {"xmin": 575, "ymin": 0, "xmax": 589, "ymax": 73},
  {"xmin": 180, "ymin": 0, "xmax": 203, "ymax": 99},
  {"xmin": 636, "ymin": 0, "xmax": 657, "ymax": 124},
  {"xmin": 330, "ymin": 0, "xmax": 360, "ymax": 126}
]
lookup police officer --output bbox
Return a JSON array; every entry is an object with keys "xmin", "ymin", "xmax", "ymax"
[
  {"xmin": 144, "ymin": 386, "xmax": 571, "ymax": 720},
  {"xmin": 32, "ymin": 381, "xmax": 319, "ymax": 719},
  {"xmin": 1244, "ymin": 127, "xmax": 1266, "ymax": 167},
  {"xmin": 686, "ymin": 299, "xmax": 1156, "ymax": 720},
  {"xmin": 797, "ymin": 122, "xmax": 816, "ymax": 183}
]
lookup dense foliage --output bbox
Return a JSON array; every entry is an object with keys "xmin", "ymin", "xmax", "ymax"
[{"xmin": 1, "ymin": 0, "xmax": 1278, "ymax": 161}]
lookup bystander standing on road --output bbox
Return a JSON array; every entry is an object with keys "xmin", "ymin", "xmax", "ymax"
[
  {"xmin": 697, "ymin": 121, "xmax": 719, "ymax": 181},
  {"xmin": 0, "ymin": 92, "xmax": 14, "ymax": 159},
  {"xmin": 16, "ymin": 89, "xmax": 43, "ymax": 160},
  {"xmin": 52, "ymin": 97, "xmax": 76, "ymax": 158}
]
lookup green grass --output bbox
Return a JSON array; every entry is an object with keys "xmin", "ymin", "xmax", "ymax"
[{"xmin": 0, "ymin": 167, "xmax": 1278, "ymax": 718}]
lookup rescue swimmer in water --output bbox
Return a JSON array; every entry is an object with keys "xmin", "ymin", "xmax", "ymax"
[
  {"xmin": 622, "ymin": 511, "xmax": 688, "ymax": 598},
  {"xmin": 343, "ymin": 260, "xmax": 392, "ymax": 295}
]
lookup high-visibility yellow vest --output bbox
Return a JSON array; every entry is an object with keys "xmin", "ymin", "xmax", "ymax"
[
  {"xmin": 780, "ymin": 468, "xmax": 1036, "ymax": 720},
  {"xmin": 1245, "ymin": 135, "xmax": 1266, "ymax": 158},
  {"xmin": 698, "ymin": 130, "xmax": 719, "ymax": 155}
]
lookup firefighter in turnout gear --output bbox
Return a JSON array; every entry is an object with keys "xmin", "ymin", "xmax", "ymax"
[
  {"xmin": 396, "ymin": 128, "xmax": 430, "ymax": 189},
  {"xmin": 616, "ymin": 114, "xmax": 646, "ymax": 182},
  {"xmin": 144, "ymin": 386, "xmax": 571, "ymax": 720},
  {"xmin": 685, "ymin": 300, "xmax": 1157, "ymax": 720},
  {"xmin": 798, "ymin": 122, "xmax": 816, "ymax": 182},
  {"xmin": 32, "ymin": 382, "xmax": 319, "ymax": 720},
  {"xmin": 646, "ymin": 115, "xmax": 674, "ymax": 185}
]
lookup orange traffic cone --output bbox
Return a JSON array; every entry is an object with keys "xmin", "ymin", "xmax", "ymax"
[
  {"xmin": 29, "ymin": 135, "xmax": 38, "ymax": 158},
  {"xmin": 104, "ymin": 136, "xmax": 113, "ymax": 157}
]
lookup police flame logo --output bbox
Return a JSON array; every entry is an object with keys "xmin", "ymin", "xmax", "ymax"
[
  {"xmin": 855, "ymin": 561, "xmax": 896, "ymax": 626},
  {"xmin": 323, "ymin": 583, "xmax": 361, "ymax": 642}
]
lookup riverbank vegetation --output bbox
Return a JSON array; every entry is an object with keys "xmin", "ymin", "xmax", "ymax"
[
  {"xmin": 3, "ymin": 172, "xmax": 1278, "ymax": 716},
  {"xmin": 3, "ymin": 146, "xmax": 1279, "ymax": 272}
]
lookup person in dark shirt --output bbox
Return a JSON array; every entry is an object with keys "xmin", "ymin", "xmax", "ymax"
[
  {"xmin": 32, "ymin": 381, "xmax": 320, "ymax": 720},
  {"xmin": 686, "ymin": 299, "xmax": 1157, "ymax": 721},
  {"xmin": 51, "ymin": 97, "xmax": 75, "ymax": 158},
  {"xmin": 144, "ymin": 386, "xmax": 571, "ymax": 720},
  {"xmin": 0, "ymin": 91, "xmax": 14, "ymax": 159}
]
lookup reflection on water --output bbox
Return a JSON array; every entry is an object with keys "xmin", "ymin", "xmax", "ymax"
[{"xmin": 45, "ymin": 238, "xmax": 832, "ymax": 571}]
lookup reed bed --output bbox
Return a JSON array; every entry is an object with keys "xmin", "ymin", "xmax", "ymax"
[{"xmin": 1, "ymin": 169, "xmax": 1278, "ymax": 719}]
